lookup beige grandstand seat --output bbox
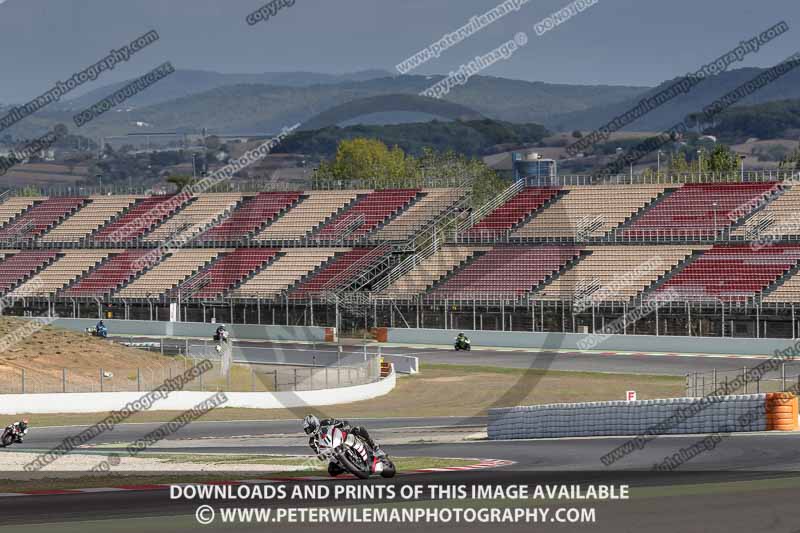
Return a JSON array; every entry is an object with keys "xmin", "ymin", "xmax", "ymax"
[
  {"xmin": 115, "ymin": 249, "xmax": 227, "ymax": 298},
  {"xmin": 513, "ymin": 185, "xmax": 666, "ymax": 239},
  {"xmin": 763, "ymin": 271, "xmax": 800, "ymax": 303},
  {"xmin": 41, "ymin": 196, "xmax": 138, "ymax": 243},
  {"xmin": 734, "ymin": 186, "xmax": 800, "ymax": 238},
  {"xmin": 0, "ymin": 197, "xmax": 43, "ymax": 228},
  {"xmin": 534, "ymin": 245, "xmax": 705, "ymax": 302},
  {"xmin": 372, "ymin": 189, "xmax": 465, "ymax": 241},
  {"xmin": 231, "ymin": 248, "xmax": 345, "ymax": 299},
  {"xmin": 254, "ymin": 191, "xmax": 364, "ymax": 241},
  {"xmin": 379, "ymin": 246, "xmax": 488, "ymax": 296},
  {"xmin": 9, "ymin": 250, "xmax": 112, "ymax": 297},
  {"xmin": 143, "ymin": 194, "xmax": 243, "ymax": 243}
]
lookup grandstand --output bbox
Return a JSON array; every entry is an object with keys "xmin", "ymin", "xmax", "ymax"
[{"xmin": 2, "ymin": 174, "xmax": 800, "ymax": 338}]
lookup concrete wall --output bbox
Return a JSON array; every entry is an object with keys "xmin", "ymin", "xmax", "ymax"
[
  {"xmin": 32, "ymin": 318, "xmax": 332, "ymax": 343},
  {"xmin": 0, "ymin": 368, "xmax": 395, "ymax": 414},
  {"xmin": 488, "ymin": 394, "xmax": 769, "ymax": 440},
  {"xmin": 384, "ymin": 328, "xmax": 796, "ymax": 356}
]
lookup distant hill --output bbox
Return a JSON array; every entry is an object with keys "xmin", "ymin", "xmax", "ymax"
[
  {"xmin": 55, "ymin": 69, "xmax": 394, "ymax": 111},
  {"xmin": 275, "ymin": 119, "xmax": 550, "ymax": 158},
  {"xmin": 12, "ymin": 74, "xmax": 646, "ymax": 139},
  {"xmin": 703, "ymin": 98, "xmax": 800, "ymax": 142},
  {"xmin": 548, "ymin": 66, "xmax": 800, "ymax": 133}
]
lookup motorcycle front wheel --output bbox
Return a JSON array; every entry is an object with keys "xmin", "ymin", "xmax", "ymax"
[
  {"xmin": 335, "ymin": 447, "xmax": 370, "ymax": 479},
  {"xmin": 380, "ymin": 458, "xmax": 397, "ymax": 478}
]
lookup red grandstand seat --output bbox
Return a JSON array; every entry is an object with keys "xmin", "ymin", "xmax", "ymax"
[{"xmin": 464, "ymin": 187, "xmax": 561, "ymax": 238}]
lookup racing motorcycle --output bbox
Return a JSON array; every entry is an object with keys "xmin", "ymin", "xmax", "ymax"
[
  {"xmin": 85, "ymin": 326, "xmax": 108, "ymax": 338},
  {"xmin": 0, "ymin": 421, "xmax": 27, "ymax": 448},
  {"xmin": 454, "ymin": 336, "xmax": 471, "ymax": 351},
  {"xmin": 317, "ymin": 424, "xmax": 396, "ymax": 480},
  {"xmin": 213, "ymin": 329, "xmax": 230, "ymax": 353}
]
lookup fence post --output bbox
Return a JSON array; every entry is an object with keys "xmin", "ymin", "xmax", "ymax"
[
  {"xmin": 743, "ymin": 367, "xmax": 748, "ymax": 394},
  {"xmin": 160, "ymin": 338, "xmax": 164, "ymax": 355},
  {"xmin": 62, "ymin": 368, "xmax": 66, "ymax": 393},
  {"xmin": 782, "ymin": 362, "xmax": 786, "ymax": 391},
  {"xmin": 251, "ymin": 368, "xmax": 255, "ymax": 392},
  {"xmin": 273, "ymin": 371, "xmax": 278, "ymax": 391},
  {"xmin": 185, "ymin": 339, "xmax": 189, "ymax": 356},
  {"xmin": 100, "ymin": 368, "xmax": 104, "ymax": 393},
  {"xmin": 293, "ymin": 368, "xmax": 298, "ymax": 390},
  {"xmin": 137, "ymin": 368, "xmax": 141, "ymax": 392}
]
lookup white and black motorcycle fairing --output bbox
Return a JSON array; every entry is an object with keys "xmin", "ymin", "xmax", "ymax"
[{"xmin": 317, "ymin": 425, "xmax": 395, "ymax": 479}]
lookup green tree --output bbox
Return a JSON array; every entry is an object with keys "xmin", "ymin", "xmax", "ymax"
[
  {"xmin": 706, "ymin": 144, "xmax": 739, "ymax": 174},
  {"xmin": 315, "ymin": 138, "xmax": 417, "ymax": 189},
  {"xmin": 669, "ymin": 152, "xmax": 691, "ymax": 174}
]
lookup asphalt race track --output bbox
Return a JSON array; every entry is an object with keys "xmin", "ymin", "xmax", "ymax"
[
  {"xmin": 2, "ymin": 342, "xmax": 800, "ymax": 531},
  {"xmin": 138, "ymin": 337, "xmax": 793, "ymax": 376}
]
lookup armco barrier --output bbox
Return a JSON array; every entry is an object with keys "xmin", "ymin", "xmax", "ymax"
[
  {"xmin": 488, "ymin": 393, "xmax": 799, "ymax": 440},
  {"xmin": 0, "ymin": 367, "xmax": 395, "ymax": 414},
  {"xmin": 383, "ymin": 328, "xmax": 797, "ymax": 357},
  {"xmin": 381, "ymin": 354, "xmax": 419, "ymax": 374},
  {"xmin": 24, "ymin": 318, "xmax": 335, "ymax": 343}
]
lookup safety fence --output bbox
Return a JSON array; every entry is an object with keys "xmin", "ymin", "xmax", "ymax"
[
  {"xmin": 686, "ymin": 362, "xmax": 800, "ymax": 396},
  {"xmin": 0, "ymin": 345, "xmax": 382, "ymax": 394}
]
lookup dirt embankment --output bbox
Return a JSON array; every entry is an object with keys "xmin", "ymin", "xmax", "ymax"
[{"xmin": 0, "ymin": 317, "xmax": 185, "ymax": 393}]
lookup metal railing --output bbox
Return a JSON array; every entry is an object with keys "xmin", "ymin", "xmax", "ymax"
[
  {"xmin": 686, "ymin": 363, "xmax": 800, "ymax": 397},
  {"xmin": 457, "ymin": 179, "xmax": 524, "ymax": 234}
]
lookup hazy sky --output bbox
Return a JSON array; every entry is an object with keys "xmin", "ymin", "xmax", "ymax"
[{"xmin": 0, "ymin": 0, "xmax": 798, "ymax": 102}]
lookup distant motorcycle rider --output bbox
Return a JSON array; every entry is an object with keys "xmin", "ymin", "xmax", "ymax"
[
  {"xmin": 6, "ymin": 418, "xmax": 28, "ymax": 443},
  {"xmin": 303, "ymin": 415, "xmax": 385, "ymax": 477}
]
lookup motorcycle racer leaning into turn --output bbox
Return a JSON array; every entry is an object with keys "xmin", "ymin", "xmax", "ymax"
[{"xmin": 304, "ymin": 415, "xmax": 386, "ymax": 477}]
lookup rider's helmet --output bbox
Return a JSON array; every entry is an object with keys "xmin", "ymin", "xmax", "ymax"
[
  {"xmin": 303, "ymin": 414, "xmax": 320, "ymax": 435},
  {"xmin": 19, "ymin": 418, "xmax": 28, "ymax": 430}
]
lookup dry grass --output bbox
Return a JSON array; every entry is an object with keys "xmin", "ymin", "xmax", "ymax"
[
  {"xmin": 24, "ymin": 363, "xmax": 684, "ymax": 426},
  {"xmin": 0, "ymin": 317, "xmax": 185, "ymax": 393}
]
